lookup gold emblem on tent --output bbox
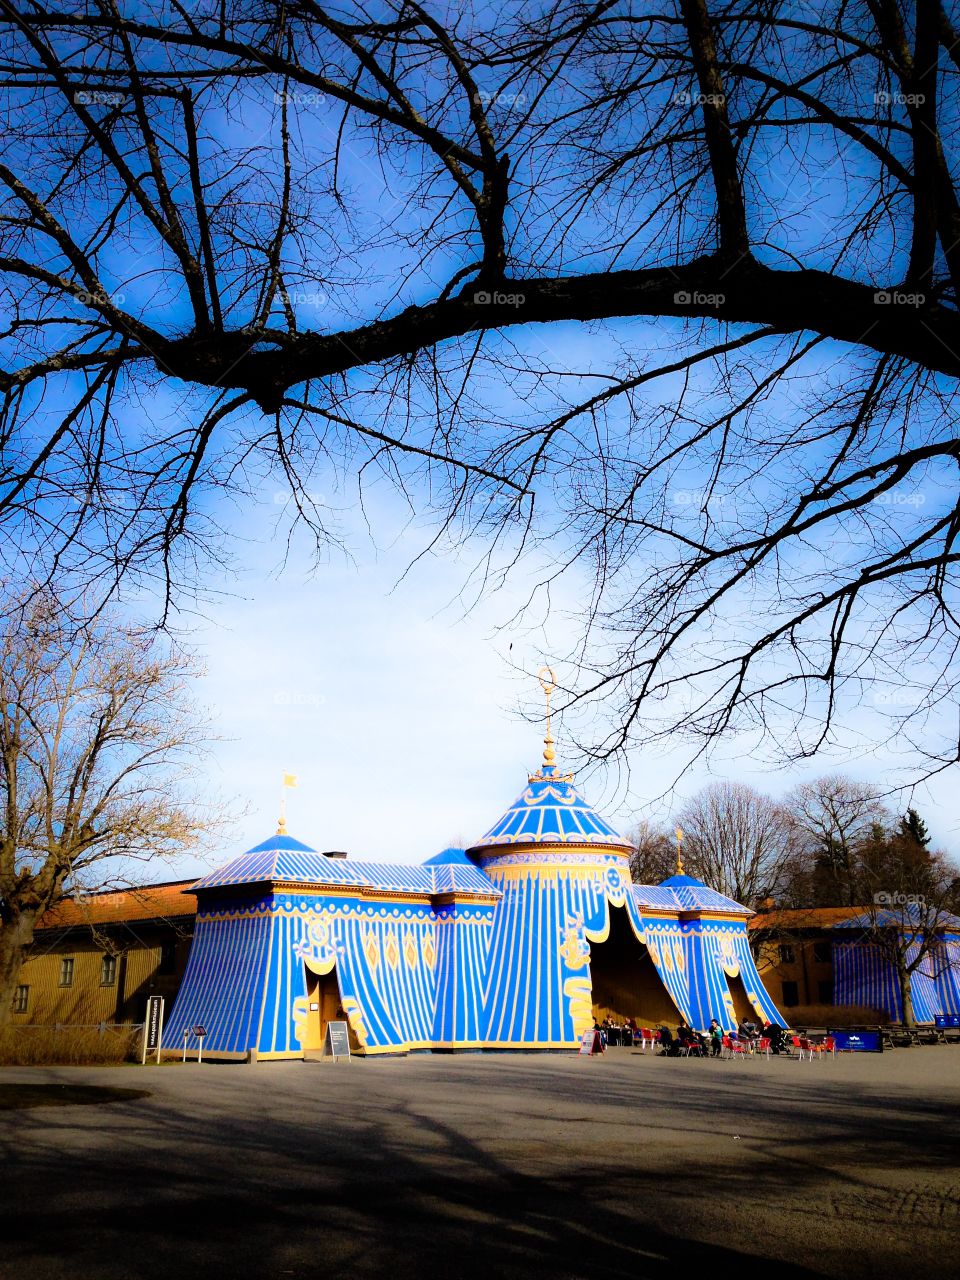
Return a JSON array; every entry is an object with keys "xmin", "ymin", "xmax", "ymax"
[
  {"xmin": 403, "ymin": 929, "xmax": 418, "ymax": 970},
  {"xmin": 421, "ymin": 933, "xmax": 437, "ymax": 970},
  {"xmin": 363, "ymin": 929, "xmax": 380, "ymax": 972},
  {"xmin": 385, "ymin": 929, "xmax": 400, "ymax": 971},
  {"xmin": 558, "ymin": 916, "xmax": 590, "ymax": 970}
]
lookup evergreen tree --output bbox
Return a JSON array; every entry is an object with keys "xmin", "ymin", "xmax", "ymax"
[{"xmin": 899, "ymin": 809, "xmax": 931, "ymax": 850}]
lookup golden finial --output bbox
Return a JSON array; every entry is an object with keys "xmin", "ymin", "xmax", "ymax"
[
  {"xmin": 277, "ymin": 772, "xmax": 298, "ymax": 835},
  {"xmin": 538, "ymin": 666, "xmax": 557, "ymax": 769},
  {"xmin": 675, "ymin": 826, "xmax": 685, "ymax": 875}
]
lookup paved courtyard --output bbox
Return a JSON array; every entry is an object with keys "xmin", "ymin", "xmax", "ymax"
[{"xmin": 0, "ymin": 1046, "xmax": 958, "ymax": 1279}]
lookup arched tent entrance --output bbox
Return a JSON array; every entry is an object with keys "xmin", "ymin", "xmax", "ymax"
[
  {"xmin": 301, "ymin": 965, "xmax": 362, "ymax": 1054},
  {"xmin": 725, "ymin": 971, "xmax": 762, "ymax": 1025},
  {"xmin": 589, "ymin": 905, "xmax": 683, "ymax": 1026}
]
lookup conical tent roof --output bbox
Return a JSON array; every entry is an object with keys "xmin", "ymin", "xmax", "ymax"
[{"xmin": 469, "ymin": 764, "xmax": 633, "ymax": 852}]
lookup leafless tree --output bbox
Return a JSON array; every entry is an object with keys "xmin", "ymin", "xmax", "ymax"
[
  {"xmin": 626, "ymin": 817, "xmax": 677, "ymax": 884},
  {"xmin": 674, "ymin": 780, "xmax": 798, "ymax": 906},
  {"xmin": 1, "ymin": 3, "xmax": 960, "ymax": 772},
  {"xmin": 782, "ymin": 775, "xmax": 889, "ymax": 906},
  {"xmin": 0, "ymin": 585, "xmax": 214, "ymax": 1025}
]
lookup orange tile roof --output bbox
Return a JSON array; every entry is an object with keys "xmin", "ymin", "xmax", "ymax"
[
  {"xmin": 38, "ymin": 880, "xmax": 198, "ymax": 930},
  {"xmin": 748, "ymin": 905, "xmax": 866, "ymax": 931}
]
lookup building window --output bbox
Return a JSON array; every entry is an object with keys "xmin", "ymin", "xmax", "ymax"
[
  {"xmin": 818, "ymin": 980, "xmax": 833, "ymax": 1005},
  {"xmin": 58, "ymin": 957, "xmax": 75, "ymax": 987},
  {"xmin": 12, "ymin": 985, "xmax": 28, "ymax": 1014},
  {"xmin": 158, "ymin": 942, "xmax": 176, "ymax": 975},
  {"xmin": 813, "ymin": 941, "xmax": 832, "ymax": 964},
  {"xmin": 778, "ymin": 944, "xmax": 795, "ymax": 964},
  {"xmin": 781, "ymin": 980, "xmax": 799, "ymax": 1007},
  {"xmin": 100, "ymin": 954, "xmax": 117, "ymax": 986}
]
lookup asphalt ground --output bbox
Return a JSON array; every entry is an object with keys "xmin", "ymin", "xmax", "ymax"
[{"xmin": 0, "ymin": 1045, "xmax": 958, "ymax": 1280}]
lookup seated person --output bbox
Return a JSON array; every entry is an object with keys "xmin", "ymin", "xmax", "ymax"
[
  {"xmin": 708, "ymin": 1019, "xmax": 723, "ymax": 1056},
  {"xmin": 764, "ymin": 1022, "xmax": 785, "ymax": 1054},
  {"xmin": 658, "ymin": 1024, "xmax": 678, "ymax": 1055},
  {"xmin": 738, "ymin": 1017, "xmax": 759, "ymax": 1043},
  {"xmin": 676, "ymin": 1022, "xmax": 701, "ymax": 1053}
]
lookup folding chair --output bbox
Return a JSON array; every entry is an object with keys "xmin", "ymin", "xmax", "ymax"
[{"xmin": 722, "ymin": 1034, "xmax": 746, "ymax": 1061}]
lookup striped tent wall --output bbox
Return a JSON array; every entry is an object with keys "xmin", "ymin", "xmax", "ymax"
[
  {"xmin": 639, "ymin": 918, "xmax": 696, "ymax": 1025},
  {"xmin": 682, "ymin": 923, "xmax": 736, "ymax": 1031},
  {"xmin": 478, "ymin": 855, "xmax": 632, "ymax": 1046},
  {"xmin": 833, "ymin": 937, "xmax": 951, "ymax": 1024},
  {"xmin": 834, "ymin": 940, "xmax": 903, "ymax": 1020},
  {"xmin": 257, "ymin": 906, "xmax": 312, "ymax": 1056},
  {"xmin": 935, "ymin": 939, "xmax": 960, "ymax": 1015},
  {"xmin": 165, "ymin": 907, "xmax": 273, "ymax": 1057},
  {"xmin": 904, "ymin": 941, "xmax": 940, "ymax": 1025},
  {"xmin": 325, "ymin": 907, "xmax": 441, "ymax": 1054},
  {"xmin": 721, "ymin": 924, "xmax": 786, "ymax": 1027},
  {"xmin": 431, "ymin": 905, "xmax": 494, "ymax": 1046}
]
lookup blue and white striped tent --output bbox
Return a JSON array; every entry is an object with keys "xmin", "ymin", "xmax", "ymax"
[
  {"xmin": 832, "ymin": 906, "xmax": 960, "ymax": 1024},
  {"xmin": 166, "ymin": 749, "xmax": 785, "ymax": 1060}
]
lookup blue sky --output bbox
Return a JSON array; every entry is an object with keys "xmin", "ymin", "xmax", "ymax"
[{"xmin": 160, "ymin": 477, "xmax": 960, "ymax": 880}]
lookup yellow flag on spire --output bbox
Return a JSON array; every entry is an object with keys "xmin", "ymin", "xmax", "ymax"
[{"xmin": 283, "ymin": 773, "xmax": 298, "ymax": 788}]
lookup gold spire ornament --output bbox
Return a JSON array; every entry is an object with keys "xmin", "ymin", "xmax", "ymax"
[
  {"xmin": 538, "ymin": 666, "xmax": 557, "ymax": 769},
  {"xmin": 277, "ymin": 772, "xmax": 299, "ymax": 835},
  {"xmin": 675, "ymin": 826, "xmax": 685, "ymax": 876}
]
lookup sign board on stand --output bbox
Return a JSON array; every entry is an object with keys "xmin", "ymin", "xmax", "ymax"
[
  {"xmin": 578, "ymin": 1029, "xmax": 604, "ymax": 1056},
  {"xmin": 142, "ymin": 995, "xmax": 164, "ymax": 1065},
  {"xmin": 324, "ymin": 1020, "xmax": 351, "ymax": 1062},
  {"xmin": 182, "ymin": 1024, "xmax": 208, "ymax": 1064},
  {"xmin": 830, "ymin": 1029, "xmax": 882, "ymax": 1053}
]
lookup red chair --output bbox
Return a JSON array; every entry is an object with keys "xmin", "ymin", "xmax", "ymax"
[
  {"xmin": 722, "ymin": 1034, "xmax": 746, "ymax": 1061},
  {"xmin": 757, "ymin": 1036, "xmax": 771, "ymax": 1059},
  {"xmin": 638, "ymin": 1027, "xmax": 655, "ymax": 1052},
  {"xmin": 822, "ymin": 1035, "xmax": 837, "ymax": 1058},
  {"xmin": 797, "ymin": 1036, "xmax": 814, "ymax": 1062}
]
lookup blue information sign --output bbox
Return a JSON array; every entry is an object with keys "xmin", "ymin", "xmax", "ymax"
[
  {"xmin": 935, "ymin": 1014, "xmax": 960, "ymax": 1029},
  {"xmin": 830, "ymin": 1030, "xmax": 882, "ymax": 1053}
]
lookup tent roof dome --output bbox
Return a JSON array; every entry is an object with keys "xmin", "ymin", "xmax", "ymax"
[{"xmin": 468, "ymin": 764, "xmax": 632, "ymax": 853}]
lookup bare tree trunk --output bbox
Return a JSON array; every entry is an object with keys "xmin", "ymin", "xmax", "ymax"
[
  {"xmin": 0, "ymin": 909, "xmax": 37, "ymax": 1029},
  {"xmin": 895, "ymin": 953, "xmax": 917, "ymax": 1030}
]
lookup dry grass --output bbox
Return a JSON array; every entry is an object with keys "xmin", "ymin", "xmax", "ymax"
[
  {"xmin": 784, "ymin": 1004, "xmax": 889, "ymax": 1028},
  {"xmin": 0, "ymin": 1025, "xmax": 140, "ymax": 1066}
]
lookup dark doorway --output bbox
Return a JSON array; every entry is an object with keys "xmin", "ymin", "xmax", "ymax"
[
  {"xmin": 303, "ymin": 968, "xmax": 361, "ymax": 1052},
  {"xmin": 589, "ymin": 904, "xmax": 682, "ymax": 1026},
  {"xmin": 725, "ymin": 971, "xmax": 760, "ymax": 1023}
]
